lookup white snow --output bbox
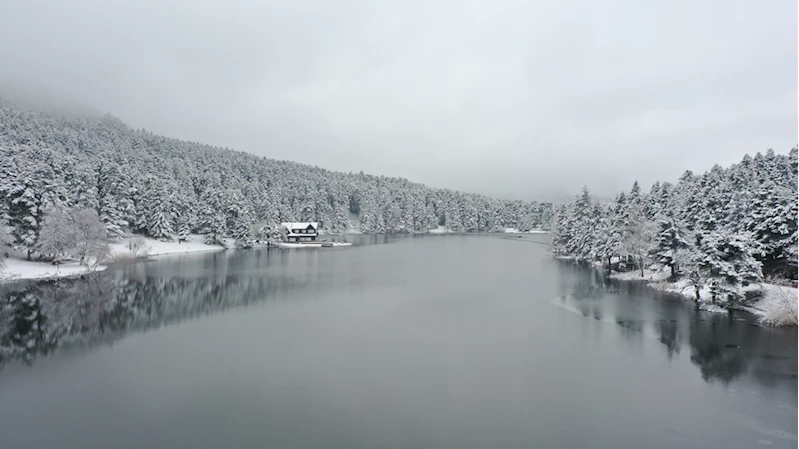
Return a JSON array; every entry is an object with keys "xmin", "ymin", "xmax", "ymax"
[
  {"xmin": 428, "ymin": 226, "xmax": 454, "ymax": 234},
  {"xmin": 278, "ymin": 242, "xmax": 322, "ymax": 248},
  {"xmin": 501, "ymin": 227, "xmax": 520, "ymax": 233},
  {"xmin": 527, "ymin": 229, "xmax": 549, "ymax": 234},
  {"xmin": 1, "ymin": 233, "xmax": 359, "ymax": 281},
  {"xmin": 607, "ymin": 265, "xmax": 798, "ymax": 324},
  {"xmin": 280, "ymin": 222, "xmax": 318, "ymax": 230},
  {"xmin": 1, "ymin": 234, "xmax": 225, "ymax": 282},
  {"xmin": 610, "ymin": 268, "xmax": 670, "ymax": 282},
  {"xmin": 0, "ymin": 258, "xmax": 106, "ymax": 282},
  {"xmin": 746, "ymin": 284, "xmax": 798, "ymax": 326},
  {"xmin": 277, "ymin": 241, "xmax": 352, "ymax": 248},
  {"xmin": 109, "ymin": 234, "xmax": 226, "ymax": 257}
]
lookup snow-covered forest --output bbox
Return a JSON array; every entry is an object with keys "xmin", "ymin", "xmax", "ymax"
[
  {"xmin": 0, "ymin": 97, "xmax": 554, "ymax": 260},
  {"xmin": 552, "ymin": 149, "xmax": 798, "ymax": 311}
]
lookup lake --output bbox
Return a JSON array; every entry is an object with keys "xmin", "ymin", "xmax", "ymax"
[{"xmin": 0, "ymin": 234, "xmax": 796, "ymax": 449}]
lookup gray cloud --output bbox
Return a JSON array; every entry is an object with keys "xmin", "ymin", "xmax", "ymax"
[{"xmin": 0, "ymin": 0, "xmax": 795, "ymax": 201}]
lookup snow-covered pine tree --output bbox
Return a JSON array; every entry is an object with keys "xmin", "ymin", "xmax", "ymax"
[
  {"xmin": 694, "ymin": 232, "xmax": 763, "ymax": 305},
  {"xmin": 5, "ymin": 170, "xmax": 51, "ymax": 260},
  {"xmin": 178, "ymin": 220, "xmax": 190, "ymax": 242},
  {"xmin": 96, "ymin": 162, "xmax": 129, "ymax": 240},
  {"xmin": 146, "ymin": 186, "xmax": 174, "ymax": 241},
  {"xmin": 199, "ymin": 207, "xmax": 227, "ymax": 246},
  {"xmin": 565, "ymin": 187, "xmax": 594, "ymax": 261},
  {"xmin": 232, "ymin": 212, "xmax": 254, "ymax": 249},
  {"xmin": 749, "ymin": 181, "xmax": 798, "ymax": 278},
  {"xmin": 593, "ymin": 204, "xmax": 616, "ymax": 275},
  {"xmin": 650, "ymin": 214, "xmax": 689, "ymax": 278},
  {"xmin": 551, "ymin": 205, "xmax": 571, "ymax": 255}
]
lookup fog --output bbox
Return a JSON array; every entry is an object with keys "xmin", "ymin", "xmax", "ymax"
[{"xmin": 0, "ymin": 0, "xmax": 795, "ymax": 201}]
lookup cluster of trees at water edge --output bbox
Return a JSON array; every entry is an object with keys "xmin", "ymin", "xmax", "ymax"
[{"xmin": 552, "ymin": 148, "xmax": 797, "ymax": 306}]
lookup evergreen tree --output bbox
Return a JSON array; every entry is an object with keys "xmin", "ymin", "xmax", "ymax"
[
  {"xmin": 147, "ymin": 189, "xmax": 173, "ymax": 241},
  {"xmin": 96, "ymin": 163, "xmax": 129, "ymax": 240},
  {"xmin": 650, "ymin": 214, "xmax": 689, "ymax": 278},
  {"xmin": 694, "ymin": 232, "xmax": 763, "ymax": 304},
  {"xmin": 749, "ymin": 181, "xmax": 798, "ymax": 277}
]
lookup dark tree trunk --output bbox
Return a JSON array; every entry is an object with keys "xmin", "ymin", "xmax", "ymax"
[{"xmin": 607, "ymin": 256, "xmax": 612, "ymax": 277}]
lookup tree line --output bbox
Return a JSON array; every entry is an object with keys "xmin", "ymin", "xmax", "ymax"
[
  {"xmin": 0, "ymin": 97, "xmax": 553, "ymax": 261},
  {"xmin": 552, "ymin": 148, "xmax": 798, "ymax": 306}
]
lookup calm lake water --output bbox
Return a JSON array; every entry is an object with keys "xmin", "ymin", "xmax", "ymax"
[{"xmin": 0, "ymin": 234, "xmax": 796, "ymax": 449}]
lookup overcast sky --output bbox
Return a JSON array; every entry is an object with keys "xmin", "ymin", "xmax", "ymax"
[{"xmin": 0, "ymin": 0, "xmax": 796, "ymax": 201}]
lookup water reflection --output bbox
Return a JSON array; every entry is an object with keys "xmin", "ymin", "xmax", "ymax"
[
  {"xmin": 555, "ymin": 260, "xmax": 797, "ymax": 392},
  {"xmin": 1, "ymin": 243, "xmax": 796, "ymax": 401},
  {"xmin": 0, "ymin": 234, "xmax": 411, "ymax": 369},
  {"xmin": 0, "ymin": 249, "xmax": 335, "ymax": 369}
]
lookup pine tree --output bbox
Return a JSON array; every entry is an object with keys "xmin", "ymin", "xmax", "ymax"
[
  {"xmin": 749, "ymin": 181, "xmax": 798, "ymax": 277},
  {"xmin": 233, "ymin": 213, "xmax": 254, "ymax": 249},
  {"xmin": 96, "ymin": 163, "xmax": 129, "ymax": 240},
  {"xmin": 694, "ymin": 232, "xmax": 763, "ymax": 305},
  {"xmin": 146, "ymin": 188, "xmax": 174, "ymax": 241},
  {"xmin": 565, "ymin": 187, "xmax": 595, "ymax": 260},
  {"xmin": 650, "ymin": 214, "xmax": 689, "ymax": 278},
  {"xmin": 177, "ymin": 218, "xmax": 191, "ymax": 242},
  {"xmin": 593, "ymin": 204, "xmax": 616, "ymax": 275}
]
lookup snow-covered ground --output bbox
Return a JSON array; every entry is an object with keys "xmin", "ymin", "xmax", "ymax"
[
  {"xmin": 0, "ymin": 258, "xmax": 106, "ymax": 282},
  {"xmin": 497, "ymin": 228, "xmax": 549, "ymax": 234},
  {"xmin": 743, "ymin": 284, "xmax": 798, "ymax": 326},
  {"xmin": 428, "ymin": 226, "xmax": 454, "ymax": 234},
  {"xmin": 1, "ymin": 233, "xmax": 362, "ymax": 281},
  {"xmin": 610, "ymin": 268, "xmax": 670, "ymax": 283},
  {"xmin": 1, "ymin": 234, "xmax": 226, "ymax": 282},
  {"xmin": 608, "ymin": 266, "xmax": 798, "ymax": 325},
  {"xmin": 277, "ymin": 242, "xmax": 352, "ymax": 248},
  {"xmin": 109, "ymin": 234, "xmax": 226, "ymax": 257}
]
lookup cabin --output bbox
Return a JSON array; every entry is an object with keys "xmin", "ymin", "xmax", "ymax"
[{"xmin": 280, "ymin": 222, "xmax": 319, "ymax": 243}]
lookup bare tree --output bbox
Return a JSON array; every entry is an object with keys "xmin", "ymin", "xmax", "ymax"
[
  {"xmin": 757, "ymin": 286, "xmax": 798, "ymax": 326},
  {"xmin": 72, "ymin": 209, "xmax": 109, "ymax": 268},
  {"xmin": 37, "ymin": 207, "xmax": 77, "ymax": 264},
  {"xmin": 126, "ymin": 236, "xmax": 151, "ymax": 258},
  {"xmin": 623, "ymin": 205, "xmax": 655, "ymax": 277}
]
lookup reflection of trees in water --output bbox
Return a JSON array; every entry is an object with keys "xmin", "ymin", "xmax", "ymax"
[
  {"xmin": 656, "ymin": 320, "xmax": 681, "ymax": 359},
  {"xmin": 557, "ymin": 260, "xmax": 797, "ymax": 392},
  {"xmin": 0, "ymin": 251, "xmax": 328, "ymax": 369},
  {"xmin": 687, "ymin": 314, "xmax": 797, "ymax": 390},
  {"xmin": 557, "ymin": 261, "xmax": 609, "ymax": 300},
  {"xmin": 0, "ymin": 276, "xmax": 115, "ymax": 366},
  {"xmin": 687, "ymin": 316, "xmax": 746, "ymax": 384}
]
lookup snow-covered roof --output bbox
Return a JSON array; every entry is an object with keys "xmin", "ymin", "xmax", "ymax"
[{"xmin": 281, "ymin": 222, "xmax": 318, "ymax": 230}]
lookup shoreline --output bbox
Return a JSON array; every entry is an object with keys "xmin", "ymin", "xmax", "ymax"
[
  {"xmin": 553, "ymin": 255, "xmax": 798, "ymax": 326},
  {"xmin": 1, "ymin": 234, "xmax": 228, "ymax": 283},
  {"xmin": 1, "ymin": 232, "xmax": 360, "ymax": 282}
]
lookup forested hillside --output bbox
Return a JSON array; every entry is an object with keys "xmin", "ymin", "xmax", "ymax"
[
  {"xmin": 0, "ymin": 98, "xmax": 553, "ymax": 255},
  {"xmin": 552, "ymin": 149, "xmax": 798, "ymax": 307}
]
